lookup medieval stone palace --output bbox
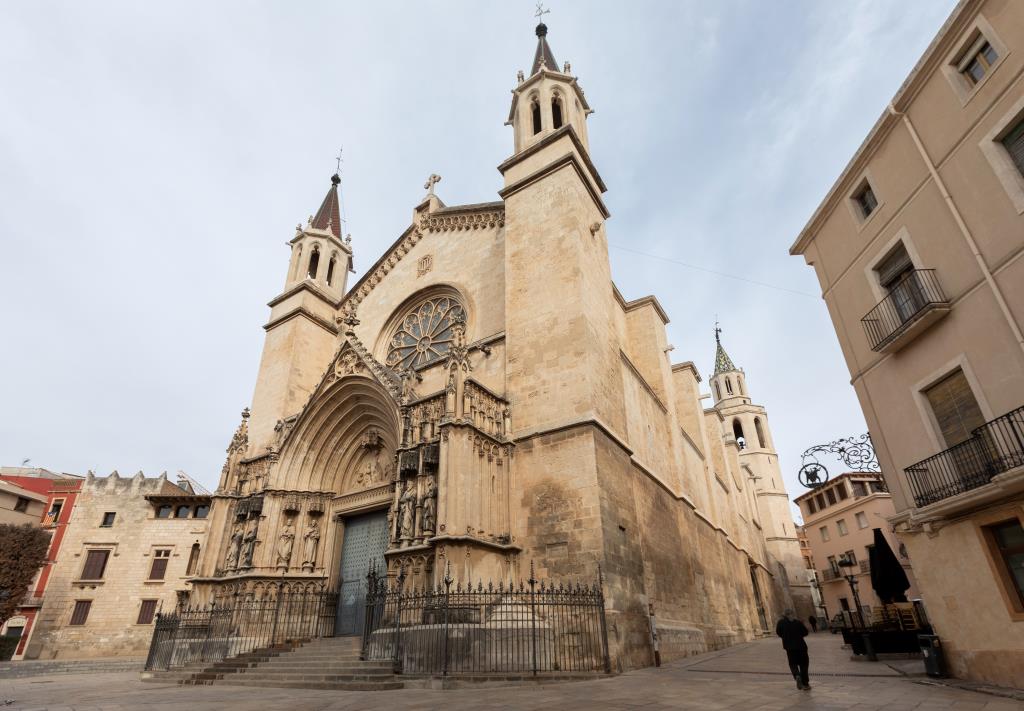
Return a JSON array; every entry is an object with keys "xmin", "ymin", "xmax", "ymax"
[{"xmin": 189, "ymin": 20, "xmax": 810, "ymax": 670}]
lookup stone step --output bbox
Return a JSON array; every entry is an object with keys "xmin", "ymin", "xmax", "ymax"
[
  {"xmin": 236, "ymin": 671, "xmax": 397, "ymax": 682},
  {"xmin": 217, "ymin": 678, "xmax": 405, "ymax": 691},
  {"xmin": 274, "ymin": 654, "xmax": 364, "ymax": 661},
  {"xmin": 258, "ymin": 661, "xmax": 391, "ymax": 670}
]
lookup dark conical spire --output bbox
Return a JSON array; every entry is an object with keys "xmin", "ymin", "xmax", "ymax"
[
  {"xmin": 713, "ymin": 324, "xmax": 738, "ymax": 375},
  {"xmin": 310, "ymin": 174, "xmax": 342, "ymax": 237},
  {"xmin": 531, "ymin": 22, "xmax": 559, "ymax": 75}
]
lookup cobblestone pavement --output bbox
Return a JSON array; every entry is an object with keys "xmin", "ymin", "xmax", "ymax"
[{"xmin": 2, "ymin": 633, "xmax": 1021, "ymax": 710}]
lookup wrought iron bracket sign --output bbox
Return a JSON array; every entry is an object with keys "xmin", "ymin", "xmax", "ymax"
[{"xmin": 798, "ymin": 433, "xmax": 878, "ymax": 489}]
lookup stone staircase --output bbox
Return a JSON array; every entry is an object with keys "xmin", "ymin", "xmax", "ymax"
[{"xmin": 142, "ymin": 637, "xmax": 403, "ymax": 691}]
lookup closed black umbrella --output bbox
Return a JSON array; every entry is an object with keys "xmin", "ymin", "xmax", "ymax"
[{"xmin": 869, "ymin": 528, "xmax": 910, "ymax": 603}]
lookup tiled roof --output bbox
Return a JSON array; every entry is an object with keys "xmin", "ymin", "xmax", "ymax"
[{"xmin": 311, "ymin": 174, "xmax": 342, "ymax": 237}]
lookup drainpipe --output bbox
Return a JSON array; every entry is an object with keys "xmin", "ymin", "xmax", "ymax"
[{"xmin": 888, "ymin": 102, "xmax": 1024, "ymax": 355}]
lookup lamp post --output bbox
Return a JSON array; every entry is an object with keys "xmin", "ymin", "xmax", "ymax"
[
  {"xmin": 837, "ymin": 556, "xmax": 865, "ymax": 629},
  {"xmin": 810, "ymin": 574, "xmax": 829, "ymax": 629}
]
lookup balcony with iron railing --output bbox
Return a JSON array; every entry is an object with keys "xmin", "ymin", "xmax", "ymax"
[
  {"xmin": 861, "ymin": 270, "xmax": 950, "ymax": 353},
  {"xmin": 905, "ymin": 405, "xmax": 1024, "ymax": 508}
]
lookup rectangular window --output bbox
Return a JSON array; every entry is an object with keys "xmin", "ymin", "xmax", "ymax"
[
  {"xmin": 14, "ymin": 497, "xmax": 30, "ymax": 513},
  {"xmin": 45, "ymin": 499, "xmax": 64, "ymax": 525},
  {"xmin": 828, "ymin": 556, "xmax": 838, "ymax": 574},
  {"xmin": 820, "ymin": 526, "xmax": 831, "ymax": 543},
  {"xmin": 844, "ymin": 550, "xmax": 858, "ymax": 565},
  {"xmin": 1003, "ymin": 119, "xmax": 1024, "ymax": 177},
  {"xmin": 836, "ymin": 483, "xmax": 848, "ymax": 501},
  {"xmin": 984, "ymin": 519, "xmax": 1024, "ymax": 611},
  {"xmin": 852, "ymin": 481, "xmax": 868, "ymax": 497},
  {"xmin": 924, "ymin": 369, "xmax": 986, "ymax": 447},
  {"xmin": 869, "ymin": 480, "xmax": 886, "ymax": 493},
  {"xmin": 149, "ymin": 549, "xmax": 171, "ymax": 580},
  {"xmin": 807, "ymin": 499, "xmax": 817, "ymax": 515},
  {"xmin": 69, "ymin": 600, "xmax": 92, "ymax": 626},
  {"xmin": 856, "ymin": 512, "xmax": 869, "ymax": 529},
  {"xmin": 137, "ymin": 599, "xmax": 159, "ymax": 625},
  {"xmin": 80, "ymin": 549, "xmax": 110, "ymax": 580},
  {"xmin": 959, "ymin": 36, "xmax": 999, "ymax": 85},
  {"xmin": 839, "ymin": 597, "xmax": 850, "ymax": 611},
  {"xmin": 837, "ymin": 519, "xmax": 849, "ymax": 536},
  {"xmin": 815, "ymin": 493, "xmax": 826, "ymax": 510},
  {"xmin": 854, "ymin": 183, "xmax": 878, "ymax": 219},
  {"xmin": 100, "ymin": 512, "xmax": 116, "ymax": 527},
  {"xmin": 186, "ymin": 544, "xmax": 201, "ymax": 576},
  {"xmin": 826, "ymin": 488, "xmax": 837, "ymax": 506}
]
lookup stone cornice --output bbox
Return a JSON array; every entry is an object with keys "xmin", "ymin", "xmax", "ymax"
[
  {"xmin": 790, "ymin": 0, "xmax": 982, "ymax": 255},
  {"xmin": 428, "ymin": 533, "xmax": 522, "ymax": 553},
  {"xmin": 497, "ymin": 124, "xmax": 607, "ymax": 193},
  {"xmin": 263, "ymin": 306, "xmax": 339, "ymax": 336},
  {"xmin": 671, "ymin": 361, "xmax": 702, "ymax": 383},
  {"xmin": 267, "ymin": 279, "xmax": 341, "ymax": 310},
  {"xmin": 613, "ymin": 285, "xmax": 670, "ymax": 325},
  {"xmin": 499, "ymin": 151, "xmax": 610, "ymax": 219}
]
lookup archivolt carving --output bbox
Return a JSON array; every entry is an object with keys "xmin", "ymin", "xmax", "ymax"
[{"xmin": 420, "ymin": 210, "xmax": 504, "ymax": 232}]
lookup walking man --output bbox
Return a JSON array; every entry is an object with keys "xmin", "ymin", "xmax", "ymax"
[
  {"xmin": 808, "ymin": 615, "xmax": 818, "ymax": 632},
  {"xmin": 776, "ymin": 608, "xmax": 811, "ymax": 690}
]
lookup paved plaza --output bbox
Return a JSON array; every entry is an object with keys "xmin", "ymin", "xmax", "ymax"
[{"xmin": 2, "ymin": 633, "xmax": 1021, "ymax": 711}]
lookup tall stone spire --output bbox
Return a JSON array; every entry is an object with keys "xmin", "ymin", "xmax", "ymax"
[
  {"xmin": 310, "ymin": 174, "xmax": 342, "ymax": 237},
  {"xmin": 713, "ymin": 325, "xmax": 737, "ymax": 375},
  {"xmin": 531, "ymin": 21, "xmax": 559, "ymax": 75}
]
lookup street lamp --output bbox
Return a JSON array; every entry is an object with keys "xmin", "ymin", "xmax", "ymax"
[
  {"xmin": 837, "ymin": 556, "xmax": 865, "ymax": 629},
  {"xmin": 810, "ymin": 574, "xmax": 829, "ymax": 629}
]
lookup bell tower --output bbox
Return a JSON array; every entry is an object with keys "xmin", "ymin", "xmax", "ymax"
[
  {"xmin": 246, "ymin": 174, "xmax": 353, "ymax": 456},
  {"xmin": 711, "ymin": 326, "xmax": 811, "ymax": 613}
]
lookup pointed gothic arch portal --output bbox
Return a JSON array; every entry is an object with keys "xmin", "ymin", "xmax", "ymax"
[
  {"xmin": 275, "ymin": 375, "xmax": 401, "ymax": 495},
  {"xmin": 733, "ymin": 418, "xmax": 746, "ymax": 450}
]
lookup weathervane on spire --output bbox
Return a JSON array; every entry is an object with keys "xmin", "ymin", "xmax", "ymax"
[
  {"xmin": 335, "ymin": 148, "xmax": 344, "ymax": 176},
  {"xmin": 715, "ymin": 318, "xmax": 722, "ymax": 344},
  {"xmin": 534, "ymin": 1, "xmax": 550, "ymax": 23}
]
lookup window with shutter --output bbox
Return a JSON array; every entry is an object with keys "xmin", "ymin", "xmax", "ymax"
[
  {"xmin": 924, "ymin": 369, "xmax": 986, "ymax": 447},
  {"xmin": 80, "ymin": 549, "xmax": 110, "ymax": 580},
  {"xmin": 149, "ymin": 549, "xmax": 171, "ymax": 580},
  {"xmin": 186, "ymin": 544, "xmax": 201, "ymax": 576},
  {"xmin": 1003, "ymin": 119, "xmax": 1024, "ymax": 177},
  {"xmin": 137, "ymin": 599, "xmax": 158, "ymax": 625},
  {"xmin": 69, "ymin": 600, "xmax": 91, "ymax": 626}
]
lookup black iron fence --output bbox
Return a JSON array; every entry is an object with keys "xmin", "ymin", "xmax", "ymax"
[
  {"xmin": 906, "ymin": 405, "xmax": 1024, "ymax": 507},
  {"xmin": 861, "ymin": 269, "xmax": 947, "ymax": 351},
  {"xmin": 361, "ymin": 564, "xmax": 610, "ymax": 676},
  {"xmin": 144, "ymin": 584, "xmax": 337, "ymax": 671}
]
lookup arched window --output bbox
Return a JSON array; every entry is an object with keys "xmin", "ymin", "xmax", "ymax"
[
  {"xmin": 754, "ymin": 418, "xmax": 767, "ymax": 449},
  {"xmin": 725, "ymin": 377, "xmax": 733, "ymax": 395},
  {"xmin": 713, "ymin": 381, "xmax": 721, "ymax": 400},
  {"xmin": 531, "ymin": 98, "xmax": 542, "ymax": 134},
  {"xmin": 175, "ymin": 505, "xmax": 190, "ymax": 519},
  {"xmin": 733, "ymin": 419, "xmax": 746, "ymax": 449},
  {"xmin": 307, "ymin": 248, "xmax": 320, "ymax": 280},
  {"xmin": 738, "ymin": 377, "xmax": 745, "ymax": 396},
  {"xmin": 386, "ymin": 295, "xmax": 466, "ymax": 370},
  {"xmin": 193, "ymin": 504, "xmax": 209, "ymax": 519},
  {"xmin": 156, "ymin": 505, "xmax": 173, "ymax": 519},
  {"xmin": 186, "ymin": 543, "xmax": 201, "ymax": 576},
  {"xmin": 326, "ymin": 256, "xmax": 337, "ymax": 286},
  {"xmin": 551, "ymin": 94, "xmax": 563, "ymax": 129}
]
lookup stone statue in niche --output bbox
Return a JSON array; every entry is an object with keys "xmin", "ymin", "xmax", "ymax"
[
  {"xmin": 241, "ymin": 522, "xmax": 258, "ymax": 568},
  {"xmin": 399, "ymin": 480, "xmax": 416, "ymax": 542},
  {"xmin": 225, "ymin": 524, "xmax": 243, "ymax": 569},
  {"xmin": 276, "ymin": 518, "xmax": 295, "ymax": 570},
  {"xmin": 420, "ymin": 474, "xmax": 437, "ymax": 536},
  {"xmin": 302, "ymin": 518, "xmax": 320, "ymax": 571}
]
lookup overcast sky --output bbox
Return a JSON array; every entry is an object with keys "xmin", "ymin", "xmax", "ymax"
[{"xmin": 1, "ymin": 1, "xmax": 957, "ymax": 515}]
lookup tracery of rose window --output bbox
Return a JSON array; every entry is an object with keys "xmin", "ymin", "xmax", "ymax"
[{"xmin": 385, "ymin": 296, "xmax": 465, "ymax": 370}]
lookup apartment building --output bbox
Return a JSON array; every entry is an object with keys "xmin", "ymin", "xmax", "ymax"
[
  {"xmin": 794, "ymin": 473, "xmax": 918, "ymax": 623},
  {"xmin": 791, "ymin": 0, "xmax": 1024, "ymax": 686}
]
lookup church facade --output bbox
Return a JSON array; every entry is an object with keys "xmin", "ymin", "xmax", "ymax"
[{"xmin": 190, "ymin": 22, "xmax": 810, "ymax": 670}]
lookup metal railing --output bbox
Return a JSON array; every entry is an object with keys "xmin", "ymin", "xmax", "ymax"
[
  {"xmin": 861, "ymin": 270, "xmax": 947, "ymax": 351},
  {"xmin": 906, "ymin": 405, "xmax": 1024, "ymax": 507},
  {"xmin": 361, "ymin": 563, "xmax": 610, "ymax": 676},
  {"xmin": 144, "ymin": 583, "xmax": 336, "ymax": 671}
]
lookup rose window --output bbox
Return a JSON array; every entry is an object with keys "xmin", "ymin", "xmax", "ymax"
[{"xmin": 385, "ymin": 296, "xmax": 465, "ymax": 370}]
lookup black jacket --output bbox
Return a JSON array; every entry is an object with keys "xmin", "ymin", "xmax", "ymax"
[{"xmin": 775, "ymin": 617, "xmax": 808, "ymax": 651}]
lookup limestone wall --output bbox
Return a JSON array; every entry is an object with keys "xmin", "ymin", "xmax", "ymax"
[{"xmin": 28, "ymin": 473, "xmax": 208, "ymax": 659}]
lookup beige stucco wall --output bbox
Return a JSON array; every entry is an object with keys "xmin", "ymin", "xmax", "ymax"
[{"xmin": 791, "ymin": 0, "xmax": 1024, "ymax": 687}]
